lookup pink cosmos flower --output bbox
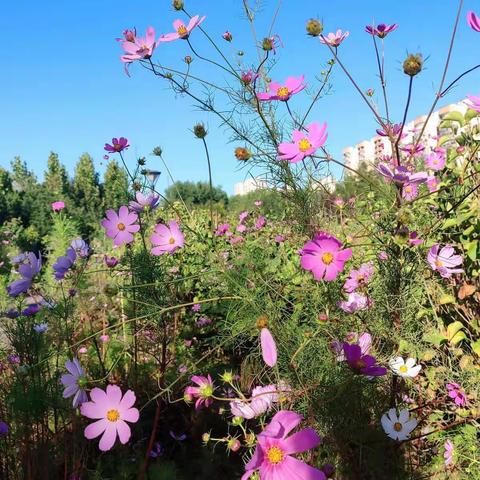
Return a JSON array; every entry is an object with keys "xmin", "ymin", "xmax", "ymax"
[
  {"xmin": 444, "ymin": 440, "xmax": 454, "ymax": 466},
  {"xmin": 254, "ymin": 200, "xmax": 263, "ymax": 207},
  {"xmin": 365, "ymin": 23, "xmax": 398, "ymax": 38},
  {"xmin": 400, "ymin": 143, "xmax": 425, "ymax": 156},
  {"xmin": 51, "ymin": 201, "xmax": 65, "ymax": 212},
  {"xmin": 260, "ymin": 328, "xmax": 277, "ymax": 367},
  {"xmin": 80, "ymin": 384, "xmax": 139, "ymax": 452},
  {"xmin": 101, "ymin": 206, "xmax": 140, "ymax": 246},
  {"xmin": 427, "ymin": 244, "xmax": 463, "ymax": 278},
  {"xmin": 409, "ymin": 231, "xmax": 424, "ymax": 246},
  {"xmin": 376, "ymin": 163, "xmax": 428, "ymax": 185},
  {"xmin": 465, "ymin": 94, "xmax": 480, "ymax": 112},
  {"xmin": 120, "ymin": 27, "xmax": 157, "ymax": 74},
  {"xmin": 332, "ymin": 332, "xmax": 372, "ymax": 361},
  {"xmin": 104, "ymin": 137, "xmax": 129, "ymax": 153},
  {"xmin": 230, "ymin": 384, "xmax": 281, "ymax": 419},
  {"xmin": 61, "ymin": 358, "xmax": 88, "ymax": 408},
  {"xmin": 343, "ymin": 262, "xmax": 374, "ymax": 292},
  {"xmin": 320, "ymin": 30, "xmax": 349, "ymax": 47},
  {"xmin": 446, "ymin": 383, "xmax": 467, "ymax": 406},
  {"xmin": 150, "ymin": 221, "xmax": 185, "ymax": 255},
  {"xmin": 129, "ymin": 192, "xmax": 160, "ymax": 213},
  {"xmin": 275, "ymin": 235, "xmax": 285, "ymax": 243},
  {"xmin": 241, "ymin": 70, "xmax": 260, "ymax": 85},
  {"xmin": 277, "ymin": 122, "xmax": 328, "ymax": 163},
  {"xmin": 427, "ymin": 176, "xmax": 440, "ymax": 193},
  {"xmin": 159, "ymin": 15, "xmax": 206, "ymax": 42},
  {"xmin": 425, "ymin": 152, "xmax": 445, "ymax": 170},
  {"xmin": 300, "ymin": 232, "xmax": 352, "ymax": 281},
  {"xmin": 402, "ymin": 183, "xmax": 418, "ymax": 201},
  {"xmin": 376, "ymin": 123, "xmax": 404, "ymax": 138},
  {"xmin": 215, "ymin": 223, "xmax": 231, "ymax": 236},
  {"xmin": 184, "ymin": 375, "xmax": 215, "ymax": 409},
  {"xmin": 255, "ymin": 216, "xmax": 267, "ymax": 229},
  {"xmin": 236, "ymin": 224, "xmax": 247, "ymax": 233},
  {"xmin": 242, "ymin": 410, "xmax": 325, "ymax": 480},
  {"xmin": 338, "ymin": 292, "xmax": 371, "ymax": 313},
  {"xmin": 343, "ymin": 343, "xmax": 387, "ymax": 376},
  {"xmin": 467, "ymin": 11, "xmax": 480, "ymax": 32},
  {"xmin": 257, "ymin": 76, "xmax": 306, "ymax": 102}
]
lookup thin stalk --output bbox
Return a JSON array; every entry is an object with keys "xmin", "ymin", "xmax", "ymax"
[
  {"xmin": 372, "ymin": 35, "xmax": 390, "ymax": 122},
  {"xmin": 201, "ymin": 137, "xmax": 214, "ymax": 230},
  {"xmin": 395, "ymin": 76, "xmax": 414, "ymax": 165}
]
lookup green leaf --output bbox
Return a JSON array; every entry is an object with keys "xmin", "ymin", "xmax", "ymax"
[
  {"xmin": 439, "ymin": 294, "xmax": 455, "ymax": 305},
  {"xmin": 441, "ymin": 111, "xmax": 466, "ymax": 126},
  {"xmin": 471, "ymin": 340, "xmax": 480, "ymax": 357},
  {"xmin": 423, "ymin": 330, "xmax": 445, "ymax": 346},
  {"xmin": 443, "ymin": 218, "xmax": 458, "ymax": 229},
  {"xmin": 465, "ymin": 108, "xmax": 479, "ymax": 123},
  {"xmin": 446, "ymin": 321, "xmax": 466, "ymax": 345},
  {"xmin": 467, "ymin": 240, "xmax": 478, "ymax": 261}
]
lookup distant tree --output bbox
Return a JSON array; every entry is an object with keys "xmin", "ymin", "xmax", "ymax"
[
  {"xmin": 71, "ymin": 154, "xmax": 102, "ymax": 237},
  {"xmin": 0, "ymin": 168, "xmax": 14, "ymax": 224},
  {"xmin": 103, "ymin": 160, "xmax": 129, "ymax": 210},
  {"xmin": 228, "ymin": 189, "xmax": 287, "ymax": 217},
  {"xmin": 164, "ymin": 181, "xmax": 228, "ymax": 206},
  {"xmin": 43, "ymin": 152, "xmax": 70, "ymax": 200}
]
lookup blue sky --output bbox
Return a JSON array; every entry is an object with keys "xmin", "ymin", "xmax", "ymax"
[{"xmin": 1, "ymin": 0, "xmax": 479, "ymax": 194}]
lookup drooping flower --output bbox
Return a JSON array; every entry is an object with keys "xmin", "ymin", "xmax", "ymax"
[
  {"xmin": 375, "ymin": 163, "xmax": 428, "ymax": 185},
  {"xmin": 51, "ymin": 201, "xmax": 65, "ymax": 212},
  {"xmin": 195, "ymin": 316, "xmax": 212, "ymax": 328},
  {"xmin": 159, "ymin": 15, "xmax": 206, "ymax": 42},
  {"xmin": 129, "ymin": 192, "xmax": 160, "ymax": 213},
  {"xmin": 446, "ymin": 383, "xmax": 467, "ymax": 406},
  {"xmin": 241, "ymin": 70, "xmax": 259, "ymax": 85},
  {"xmin": 6, "ymin": 252, "xmax": 42, "ymax": 297},
  {"xmin": 343, "ymin": 262, "xmax": 374, "ymax": 292},
  {"xmin": 80, "ymin": 384, "xmax": 139, "ymax": 451},
  {"xmin": 320, "ymin": 30, "xmax": 349, "ymax": 47},
  {"xmin": 53, "ymin": 248, "xmax": 77, "ymax": 281},
  {"xmin": 467, "ymin": 11, "xmax": 480, "ymax": 32},
  {"xmin": 242, "ymin": 410, "xmax": 325, "ymax": 480},
  {"xmin": 230, "ymin": 384, "xmax": 282, "ymax": 419},
  {"xmin": 257, "ymin": 76, "xmax": 306, "ymax": 102},
  {"xmin": 402, "ymin": 183, "xmax": 418, "ymax": 201},
  {"xmin": 277, "ymin": 122, "xmax": 328, "ymax": 163},
  {"xmin": 184, "ymin": 375, "xmax": 215, "ymax": 409},
  {"xmin": 70, "ymin": 238, "xmax": 90, "ymax": 258},
  {"xmin": 365, "ymin": 23, "xmax": 398, "ymax": 38},
  {"xmin": 399, "ymin": 143, "xmax": 425, "ymax": 156},
  {"xmin": 104, "ymin": 256, "xmax": 119, "ymax": 268},
  {"xmin": 260, "ymin": 328, "xmax": 277, "ymax": 367},
  {"xmin": 150, "ymin": 221, "xmax": 185, "ymax": 255},
  {"xmin": 376, "ymin": 123, "xmax": 404, "ymax": 138},
  {"xmin": 425, "ymin": 152, "xmax": 446, "ymax": 170},
  {"xmin": 120, "ymin": 27, "xmax": 157, "ymax": 70},
  {"xmin": 338, "ymin": 292, "xmax": 371, "ymax": 313},
  {"xmin": 381, "ymin": 409, "xmax": 417, "ymax": 441},
  {"xmin": 427, "ymin": 244, "xmax": 463, "ymax": 278},
  {"xmin": 444, "ymin": 440, "xmax": 454, "ymax": 466},
  {"xmin": 101, "ymin": 206, "xmax": 140, "ymax": 247},
  {"xmin": 22, "ymin": 304, "xmax": 41, "ymax": 316},
  {"xmin": 104, "ymin": 137, "xmax": 130, "ymax": 153},
  {"xmin": 300, "ymin": 232, "xmax": 352, "ymax": 281},
  {"xmin": 61, "ymin": 358, "xmax": 88, "ymax": 408},
  {"xmin": 389, "ymin": 357, "xmax": 422, "ymax": 378},
  {"xmin": 343, "ymin": 343, "xmax": 387, "ymax": 376}
]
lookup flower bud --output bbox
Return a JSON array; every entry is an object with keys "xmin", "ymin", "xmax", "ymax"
[
  {"xmin": 152, "ymin": 146, "xmax": 163, "ymax": 156},
  {"xmin": 232, "ymin": 416, "xmax": 244, "ymax": 426},
  {"xmin": 221, "ymin": 371, "xmax": 234, "ymax": 383},
  {"xmin": 366, "ymin": 88, "xmax": 375, "ymax": 97},
  {"xmin": 403, "ymin": 53, "xmax": 423, "ymax": 76},
  {"xmin": 228, "ymin": 438, "xmax": 241, "ymax": 452},
  {"xmin": 202, "ymin": 432, "xmax": 211, "ymax": 444},
  {"xmin": 193, "ymin": 123, "xmax": 207, "ymax": 138},
  {"xmin": 138, "ymin": 157, "xmax": 146, "ymax": 166},
  {"xmin": 317, "ymin": 313, "xmax": 328, "ymax": 323},
  {"xmin": 244, "ymin": 433, "xmax": 256, "ymax": 447},
  {"xmin": 132, "ymin": 181, "xmax": 142, "ymax": 191},
  {"xmin": 234, "ymin": 147, "xmax": 252, "ymax": 161},
  {"xmin": 306, "ymin": 19, "xmax": 323, "ymax": 37},
  {"xmin": 262, "ymin": 37, "xmax": 274, "ymax": 51},
  {"xmin": 222, "ymin": 31, "xmax": 233, "ymax": 42},
  {"xmin": 184, "ymin": 55, "xmax": 193, "ymax": 64},
  {"xmin": 172, "ymin": 0, "xmax": 184, "ymax": 10}
]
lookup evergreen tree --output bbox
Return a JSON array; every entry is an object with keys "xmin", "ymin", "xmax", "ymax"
[
  {"xmin": 72, "ymin": 153, "xmax": 102, "ymax": 237},
  {"xmin": 103, "ymin": 160, "xmax": 129, "ymax": 210},
  {"xmin": 164, "ymin": 181, "xmax": 228, "ymax": 206},
  {"xmin": 43, "ymin": 152, "xmax": 70, "ymax": 199}
]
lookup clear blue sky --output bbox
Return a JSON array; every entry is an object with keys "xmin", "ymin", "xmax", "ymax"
[{"xmin": 1, "ymin": 0, "xmax": 479, "ymax": 195}]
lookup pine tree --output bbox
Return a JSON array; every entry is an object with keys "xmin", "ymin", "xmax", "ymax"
[
  {"xmin": 72, "ymin": 153, "xmax": 102, "ymax": 237},
  {"xmin": 43, "ymin": 152, "xmax": 70, "ymax": 199},
  {"xmin": 103, "ymin": 160, "xmax": 129, "ymax": 210}
]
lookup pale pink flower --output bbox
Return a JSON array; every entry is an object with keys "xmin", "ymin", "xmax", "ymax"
[
  {"xmin": 257, "ymin": 76, "xmax": 306, "ymax": 102},
  {"xmin": 159, "ymin": 15, "xmax": 206, "ymax": 42},
  {"xmin": 150, "ymin": 221, "xmax": 185, "ymax": 255},
  {"xmin": 427, "ymin": 244, "xmax": 463, "ymax": 278},
  {"xmin": 320, "ymin": 30, "xmax": 349, "ymax": 46}
]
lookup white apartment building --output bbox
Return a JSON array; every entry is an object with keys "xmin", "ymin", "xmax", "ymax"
[
  {"xmin": 234, "ymin": 177, "xmax": 268, "ymax": 196},
  {"xmin": 342, "ymin": 99, "xmax": 469, "ymax": 173}
]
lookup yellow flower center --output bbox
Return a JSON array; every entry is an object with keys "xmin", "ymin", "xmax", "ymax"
[
  {"xmin": 169, "ymin": 236, "xmax": 176, "ymax": 244},
  {"xmin": 276, "ymin": 86, "xmax": 290, "ymax": 99},
  {"xmin": 266, "ymin": 446, "xmax": 284, "ymax": 464},
  {"xmin": 199, "ymin": 384, "xmax": 213, "ymax": 398},
  {"xmin": 117, "ymin": 223, "xmax": 126, "ymax": 231},
  {"xmin": 177, "ymin": 25, "xmax": 188, "ymax": 36},
  {"xmin": 298, "ymin": 138, "xmax": 312, "ymax": 152},
  {"xmin": 321, "ymin": 252, "xmax": 334, "ymax": 265},
  {"xmin": 405, "ymin": 186, "xmax": 412, "ymax": 193},
  {"xmin": 435, "ymin": 260, "xmax": 443, "ymax": 268},
  {"xmin": 113, "ymin": 143, "xmax": 122, "ymax": 152},
  {"xmin": 399, "ymin": 365, "xmax": 408, "ymax": 373},
  {"xmin": 355, "ymin": 359, "xmax": 367, "ymax": 369},
  {"xmin": 106, "ymin": 409, "xmax": 120, "ymax": 422},
  {"xmin": 393, "ymin": 422, "xmax": 403, "ymax": 432}
]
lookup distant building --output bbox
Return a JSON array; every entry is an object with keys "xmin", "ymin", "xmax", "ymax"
[
  {"xmin": 234, "ymin": 177, "xmax": 268, "ymax": 196},
  {"xmin": 342, "ymin": 98, "xmax": 469, "ymax": 174}
]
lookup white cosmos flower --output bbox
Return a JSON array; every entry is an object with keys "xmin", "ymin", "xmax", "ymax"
[
  {"xmin": 381, "ymin": 408, "xmax": 417, "ymax": 441},
  {"xmin": 389, "ymin": 357, "xmax": 422, "ymax": 378}
]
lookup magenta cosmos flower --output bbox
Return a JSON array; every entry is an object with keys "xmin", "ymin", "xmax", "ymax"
[
  {"xmin": 159, "ymin": 15, "xmax": 206, "ymax": 42},
  {"xmin": 446, "ymin": 383, "xmax": 467, "ymax": 407},
  {"xmin": 150, "ymin": 221, "xmax": 184, "ymax": 255},
  {"xmin": 80, "ymin": 384, "xmax": 139, "ymax": 452},
  {"xmin": 101, "ymin": 206, "xmax": 140, "ymax": 246},
  {"xmin": 425, "ymin": 151, "xmax": 445, "ymax": 170},
  {"xmin": 375, "ymin": 163, "xmax": 428, "ymax": 185},
  {"xmin": 104, "ymin": 137, "xmax": 129, "ymax": 153},
  {"xmin": 277, "ymin": 122, "xmax": 328, "ymax": 163},
  {"xmin": 343, "ymin": 343, "xmax": 387, "ymax": 376},
  {"xmin": 343, "ymin": 262, "xmax": 374, "ymax": 292},
  {"xmin": 300, "ymin": 232, "xmax": 352, "ymax": 281},
  {"xmin": 467, "ymin": 11, "xmax": 480, "ymax": 32},
  {"xmin": 242, "ymin": 410, "xmax": 325, "ymax": 480},
  {"xmin": 365, "ymin": 23, "xmax": 398, "ymax": 38},
  {"xmin": 61, "ymin": 357, "xmax": 88, "ymax": 408},
  {"xmin": 257, "ymin": 76, "xmax": 306, "ymax": 102},
  {"xmin": 320, "ymin": 30, "xmax": 349, "ymax": 47},
  {"xmin": 427, "ymin": 244, "xmax": 463, "ymax": 278},
  {"xmin": 120, "ymin": 26, "xmax": 156, "ymax": 66},
  {"xmin": 184, "ymin": 375, "xmax": 215, "ymax": 409},
  {"xmin": 51, "ymin": 201, "xmax": 65, "ymax": 212}
]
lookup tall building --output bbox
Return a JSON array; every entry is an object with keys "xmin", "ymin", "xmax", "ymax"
[
  {"xmin": 234, "ymin": 177, "xmax": 268, "ymax": 196},
  {"xmin": 342, "ymin": 99, "xmax": 469, "ymax": 174}
]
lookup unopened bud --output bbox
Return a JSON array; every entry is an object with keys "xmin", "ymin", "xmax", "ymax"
[
  {"xmin": 172, "ymin": 0, "xmax": 184, "ymax": 11},
  {"xmin": 403, "ymin": 53, "xmax": 423, "ymax": 77},
  {"xmin": 222, "ymin": 31, "xmax": 233, "ymax": 42},
  {"xmin": 202, "ymin": 432, "xmax": 211, "ymax": 443},
  {"xmin": 228, "ymin": 438, "xmax": 241, "ymax": 452},
  {"xmin": 235, "ymin": 147, "xmax": 252, "ymax": 161},
  {"xmin": 184, "ymin": 55, "xmax": 193, "ymax": 64},
  {"xmin": 193, "ymin": 123, "xmax": 207, "ymax": 138},
  {"xmin": 152, "ymin": 146, "xmax": 163, "ymax": 156},
  {"xmin": 306, "ymin": 19, "xmax": 323, "ymax": 37}
]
